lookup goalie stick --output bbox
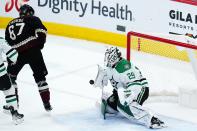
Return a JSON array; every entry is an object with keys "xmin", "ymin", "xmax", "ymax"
[
  {"xmin": 89, "ymin": 80, "xmax": 107, "ymax": 119},
  {"xmin": 89, "ymin": 65, "xmax": 107, "ymax": 119}
]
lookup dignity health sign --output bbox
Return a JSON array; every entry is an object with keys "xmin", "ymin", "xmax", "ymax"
[
  {"xmin": 38, "ymin": 0, "xmax": 133, "ymax": 21},
  {"xmin": 1, "ymin": 0, "xmax": 197, "ymax": 37}
]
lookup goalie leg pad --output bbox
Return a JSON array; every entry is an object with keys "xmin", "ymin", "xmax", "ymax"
[{"xmin": 117, "ymin": 101, "xmax": 154, "ymax": 128}]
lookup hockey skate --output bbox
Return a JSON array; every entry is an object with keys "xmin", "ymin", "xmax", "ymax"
[
  {"xmin": 9, "ymin": 106, "xmax": 24, "ymax": 125},
  {"xmin": 3, "ymin": 105, "xmax": 11, "ymax": 115},
  {"xmin": 44, "ymin": 102, "xmax": 53, "ymax": 112},
  {"xmin": 149, "ymin": 116, "xmax": 166, "ymax": 129},
  {"xmin": 3, "ymin": 103, "xmax": 19, "ymax": 115}
]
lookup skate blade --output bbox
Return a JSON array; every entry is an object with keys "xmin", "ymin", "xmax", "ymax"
[
  {"xmin": 150, "ymin": 124, "xmax": 167, "ymax": 129},
  {"xmin": 3, "ymin": 109, "xmax": 11, "ymax": 115},
  {"xmin": 13, "ymin": 118, "xmax": 24, "ymax": 125},
  {"xmin": 45, "ymin": 108, "xmax": 53, "ymax": 112}
]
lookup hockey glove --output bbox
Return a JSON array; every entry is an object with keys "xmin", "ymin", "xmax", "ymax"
[
  {"xmin": 36, "ymin": 32, "xmax": 46, "ymax": 49},
  {"xmin": 94, "ymin": 65, "xmax": 108, "ymax": 88}
]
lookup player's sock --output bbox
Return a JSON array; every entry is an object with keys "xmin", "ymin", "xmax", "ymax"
[{"xmin": 39, "ymin": 88, "xmax": 52, "ymax": 111}]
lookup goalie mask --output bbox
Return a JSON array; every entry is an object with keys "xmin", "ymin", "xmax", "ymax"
[{"xmin": 104, "ymin": 47, "xmax": 121, "ymax": 67}]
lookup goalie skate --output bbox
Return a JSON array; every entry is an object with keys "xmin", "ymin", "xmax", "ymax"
[{"xmin": 149, "ymin": 116, "xmax": 166, "ymax": 129}]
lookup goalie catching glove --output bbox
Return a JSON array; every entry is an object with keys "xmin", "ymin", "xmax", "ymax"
[{"xmin": 93, "ymin": 65, "xmax": 108, "ymax": 88}]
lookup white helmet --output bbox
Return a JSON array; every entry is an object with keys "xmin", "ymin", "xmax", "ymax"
[{"xmin": 104, "ymin": 47, "xmax": 121, "ymax": 67}]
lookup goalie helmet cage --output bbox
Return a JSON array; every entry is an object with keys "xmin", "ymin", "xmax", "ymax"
[{"xmin": 126, "ymin": 31, "xmax": 197, "ymax": 106}]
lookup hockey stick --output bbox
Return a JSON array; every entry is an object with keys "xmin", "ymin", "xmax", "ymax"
[
  {"xmin": 89, "ymin": 79, "xmax": 107, "ymax": 119},
  {"xmin": 169, "ymin": 32, "xmax": 196, "ymax": 38},
  {"xmin": 89, "ymin": 78, "xmax": 105, "ymax": 100},
  {"xmin": 89, "ymin": 65, "xmax": 108, "ymax": 120}
]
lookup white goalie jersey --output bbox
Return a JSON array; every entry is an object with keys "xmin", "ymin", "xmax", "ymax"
[
  {"xmin": 94, "ymin": 47, "xmax": 165, "ymax": 129},
  {"xmin": 0, "ymin": 37, "xmax": 18, "ymax": 77},
  {"xmin": 94, "ymin": 58, "xmax": 149, "ymax": 104}
]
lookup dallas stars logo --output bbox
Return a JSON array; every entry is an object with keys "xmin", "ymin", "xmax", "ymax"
[{"xmin": 110, "ymin": 76, "xmax": 118, "ymax": 89}]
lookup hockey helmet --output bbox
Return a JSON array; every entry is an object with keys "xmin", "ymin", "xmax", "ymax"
[
  {"xmin": 19, "ymin": 4, "xmax": 35, "ymax": 17},
  {"xmin": 104, "ymin": 47, "xmax": 121, "ymax": 67}
]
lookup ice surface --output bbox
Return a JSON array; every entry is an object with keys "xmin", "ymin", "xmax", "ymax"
[{"xmin": 0, "ymin": 29, "xmax": 197, "ymax": 131}]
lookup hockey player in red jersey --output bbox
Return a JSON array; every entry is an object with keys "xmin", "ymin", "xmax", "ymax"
[
  {"xmin": 0, "ymin": 37, "xmax": 24, "ymax": 124},
  {"xmin": 93, "ymin": 47, "xmax": 166, "ymax": 129},
  {"xmin": 4, "ymin": 4, "xmax": 52, "ymax": 112}
]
